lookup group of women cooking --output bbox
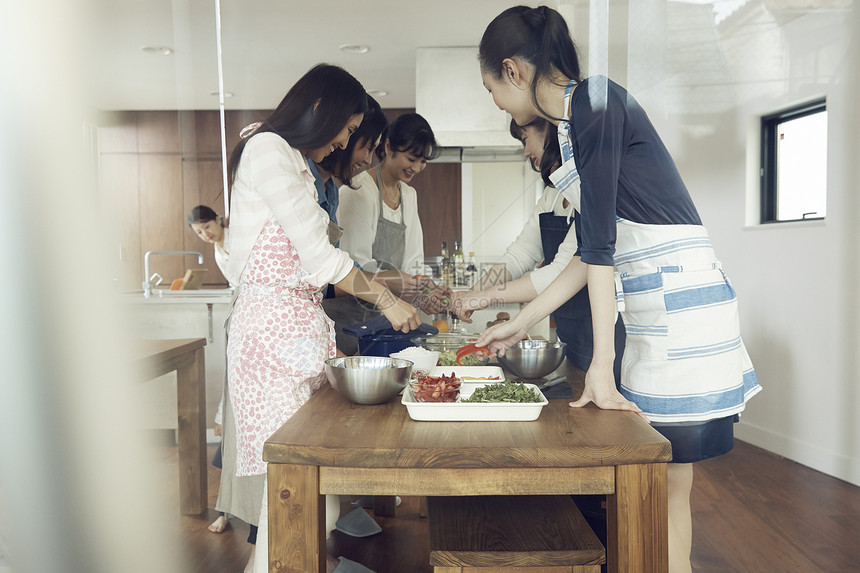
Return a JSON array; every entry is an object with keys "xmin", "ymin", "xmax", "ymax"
[{"xmin": 187, "ymin": 5, "xmax": 760, "ymax": 572}]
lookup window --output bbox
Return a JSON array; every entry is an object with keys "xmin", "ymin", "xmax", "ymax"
[{"xmin": 760, "ymin": 98, "xmax": 827, "ymax": 223}]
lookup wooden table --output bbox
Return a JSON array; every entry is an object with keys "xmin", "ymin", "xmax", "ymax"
[
  {"xmin": 263, "ymin": 381, "xmax": 671, "ymax": 573},
  {"xmin": 132, "ymin": 338, "xmax": 208, "ymax": 515}
]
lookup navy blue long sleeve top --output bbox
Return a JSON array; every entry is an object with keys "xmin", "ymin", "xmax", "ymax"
[{"xmin": 569, "ymin": 76, "xmax": 701, "ymax": 266}]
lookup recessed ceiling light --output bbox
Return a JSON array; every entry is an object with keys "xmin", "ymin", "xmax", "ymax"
[
  {"xmin": 210, "ymin": 90, "xmax": 234, "ymax": 98},
  {"xmin": 367, "ymin": 89, "xmax": 388, "ymax": 98},
  {"xmin": 339, "ymin": 44, "xmax": 370, "ymax": 54},
  {"xmin": 141, "ymin": 46, "xmax": 173, "ymax": 56}
]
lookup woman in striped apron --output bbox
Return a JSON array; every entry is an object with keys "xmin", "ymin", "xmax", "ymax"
[{"xmin": 476, "ymin": 7, "xmax": 761, "ymax": 572}]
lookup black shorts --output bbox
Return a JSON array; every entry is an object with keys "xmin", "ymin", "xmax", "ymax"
[{"xmin": 652, "ymin": 414, "xmax": 738, "ymax": 463}]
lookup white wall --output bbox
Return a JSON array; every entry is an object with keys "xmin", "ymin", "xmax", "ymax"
[{"xmin": 627, "ymin": 2, "xmax": 859, "ymax": 485}]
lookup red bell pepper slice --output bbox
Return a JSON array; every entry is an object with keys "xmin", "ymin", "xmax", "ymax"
[{"xmin": 455, "ymin": 343, "xmax": 491, "ymax": 365}]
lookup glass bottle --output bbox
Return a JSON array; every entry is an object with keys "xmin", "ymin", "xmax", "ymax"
[
  {"xmin": 466, "ymin": 251, "xmax": 478, "ymax": 288},
  {"xmin": 453, "ymin": 240, "xmax": 466, "ymax": 287},
  {"xmin": 440, "ymin": 241, "xmax": 453, "ymax": 287}
]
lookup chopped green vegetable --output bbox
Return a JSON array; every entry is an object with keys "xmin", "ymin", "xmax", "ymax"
[
  {"xmin": 438, "ymin": 349, "xmax": 484, "ymax": 366},
  {"xmin": 461, "ymin": 380, "xmax": 542, "ymax": 403}
]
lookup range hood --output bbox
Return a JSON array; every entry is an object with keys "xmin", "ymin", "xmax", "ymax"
[{"xmin": 416, "ymin": 47, "xmax": 523, "ymax": 161}]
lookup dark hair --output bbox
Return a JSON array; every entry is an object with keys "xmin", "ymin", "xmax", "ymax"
[
  {"xmin": 227, "ymin": 64, "xmax": 368, "ymax": 188},
  {"xmin": 318, "ymin": 96, "xmax": 387, "ymax": 186},
  {"xmin": 509, "ymin": 117, "xmax": 561, "ymax": 188},
  {"xmin": 187, "ymin": 205, "xmax": 222, "ymax": 226},
  {"xmin": 479, "ymin": 6, "xmax": 582, "ymax": 121},
  {"xmin": 376, "ymin": 113, "xmax": 439, "ymax": 162}
]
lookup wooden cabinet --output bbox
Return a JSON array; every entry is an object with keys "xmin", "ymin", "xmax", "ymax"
[
  {"xmin": 98, "ymin": 108, "xmax": 464, "ymax": 291},
  {"xmin": 97, "ymin": 110, "xmax": 266, "ymax": 291}
]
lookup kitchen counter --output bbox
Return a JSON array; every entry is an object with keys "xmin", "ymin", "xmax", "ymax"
[
  {"xmin": 121, "ymin": 290, "xmax": 233, "ymax": 434},
  {"xmin": 120, "ymin": 288, "xmax": 234, "ymax": 304}
]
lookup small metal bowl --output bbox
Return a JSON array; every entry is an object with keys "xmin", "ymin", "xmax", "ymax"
[
  {"xmin": 325, "ymin": 356, "xmax": 413, "ymax": 405},
  {"xmin": 497, "ymin": 339, "xmax": 567, "ymax": 379}
]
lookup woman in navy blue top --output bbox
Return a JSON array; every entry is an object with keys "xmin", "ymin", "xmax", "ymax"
[{"xmin": 475, "ymin": 6, "xmax": 760, "ymax": 572}]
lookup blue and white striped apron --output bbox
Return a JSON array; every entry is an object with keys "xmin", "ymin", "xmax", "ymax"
[{"xmin": 551, "ymin": 80, "xmax": 761, "ymax": 423}]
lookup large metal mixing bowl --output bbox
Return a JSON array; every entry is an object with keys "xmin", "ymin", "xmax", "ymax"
[
  {"xmin": 324, "ymin": 356, "xmax": 413, "ymax": 405},
  {"xmin": 497, "ymin": 339, "xmax": 567, "ymax": 379}
]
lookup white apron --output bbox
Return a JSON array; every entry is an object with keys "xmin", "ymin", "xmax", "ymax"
[{"xmin": 551, "ymin": 80, "xmax": 761, "ymax": 423}]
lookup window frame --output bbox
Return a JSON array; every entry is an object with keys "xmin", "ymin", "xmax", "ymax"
[{"xmin": 760, "ymin": 97, "xmax": 827, "ymax": 224}]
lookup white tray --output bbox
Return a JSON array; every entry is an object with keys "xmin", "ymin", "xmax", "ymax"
[
  {"xmin": 428, "ymin": 365, "xmax": 504, "ymax": 381},
  {"xmin": 402, "ymin": 381, "xmax": 548, "ymax": 422}
]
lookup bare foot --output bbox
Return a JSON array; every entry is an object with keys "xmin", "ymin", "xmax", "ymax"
[
  {"xmin": 243, "ymin": 546, "xmax": 255, "ymax": 573},
  {"xmin": 208, "ymin": 514, "xmax": 229, "ymax": 534}
]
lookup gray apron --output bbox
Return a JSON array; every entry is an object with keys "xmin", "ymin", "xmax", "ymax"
[{"xmin": 321, "ymin": 165, "xmax": 408, "ymax": 354}]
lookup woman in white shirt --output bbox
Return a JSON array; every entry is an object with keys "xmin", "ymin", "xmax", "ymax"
[
  {"xmin": 454, "ymin": 118, "xmax": 626, "ymax": 394},
  {"xmin": 224, "ymin": 64, "xmax": 419, "ymax": 573},
  {"xmin": 337, "ymin": 112, "xmax": 437, "ymax": 276},
  {"xmin": 331, "ymin": 113, "xmax": 448, "ymax": 354},
  {"xmin": 188, "ymin": 205, "xmax": 231, "ymax": 282}
]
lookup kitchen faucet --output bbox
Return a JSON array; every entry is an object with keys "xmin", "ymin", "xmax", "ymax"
[{"xmin": 142, "ymin": 250, "xmax": 205, "ymax": 297}]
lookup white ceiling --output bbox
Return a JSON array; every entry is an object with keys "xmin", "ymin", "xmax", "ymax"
[
  {"xmin": 85, "ymin": 0, "xmax": 847, "ymax": 114},
  {"xmin": 87, "ymin": 0, "xmax": 526, "ymax": 111}
]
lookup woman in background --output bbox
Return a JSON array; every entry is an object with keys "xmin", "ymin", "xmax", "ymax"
[
  {"xmin": 187, "ymin": 203, "xmax": 262, "ymax": 572},
  {"xmin": 225, "ymin": 64, "xmax": 419, "ymax": 573},
  {"xmin": 188, "ymin": 205, "xmax": 230, "ymax": 279},
  {"xmin": 475, "ymin": 7, "xmax": 760, "ymax": 571},
  {"xmin": 309, "ymin": 95, "xmax": 388, "ymax": 247},
  {"xmin": 454, "ymin": 118, "xmax": 625, "ymax": 394},
  {"xmin": 330, "ymin": 113, "xmax": 449, "ymax": 354}
]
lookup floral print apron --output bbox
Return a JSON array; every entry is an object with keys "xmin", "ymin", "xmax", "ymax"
[{"xmin": 227, "ymin": 217, "xmax": 335, "ymax": 476}]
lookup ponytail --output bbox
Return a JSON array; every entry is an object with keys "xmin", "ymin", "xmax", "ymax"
[{"xmin": 479, "ymin": 5, "xmax": 582, "ymax": 121}]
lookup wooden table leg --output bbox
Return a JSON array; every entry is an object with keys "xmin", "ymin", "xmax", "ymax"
[
  {"xmin": 373, "ymin": 495, "xmax": 397, "ymax": 517},
  {"xmin": 175, "ymin": 346, "xmax": 207, "ymax": 515},
  {"xmin": 268, "ymin": 463, "xmax": 325, "ymax": 573},
  {"xmin": 606, "ymin": 463, "xmax": 668, "ymax": 573}
]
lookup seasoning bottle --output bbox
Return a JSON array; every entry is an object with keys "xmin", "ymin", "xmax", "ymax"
[
  {"xmin": 465, "ymin": 251, "xmax": 478, "ymax": 287},
  {"xmin": 453, "ymin": 240, "xmax": 465, "ymax": 287},
  {"xmin": 440, "ymin": 241, "xmax": 453, "ymax": 287}
]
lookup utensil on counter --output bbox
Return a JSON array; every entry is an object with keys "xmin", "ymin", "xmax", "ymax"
[
  {"xmin": 325, "ymin": 356, "xmax": 413, "ymax": 405},
  {"xmin": 497, "ymin": 339, "xmax": 567, "ymax": 379}
]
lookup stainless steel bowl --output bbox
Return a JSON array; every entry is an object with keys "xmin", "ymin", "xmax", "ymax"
[
  {"xmin": 324, "ymin": 356, "xmax": 413, "ymax": 405},
  {"xmin": 497, "ymin": 339, "xmax": 567, "ymax": 379}
]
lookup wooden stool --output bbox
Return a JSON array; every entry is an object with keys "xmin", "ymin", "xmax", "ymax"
[{"xmin": 428, "ymin": 495, "xmax": 605, "ymax": 573}]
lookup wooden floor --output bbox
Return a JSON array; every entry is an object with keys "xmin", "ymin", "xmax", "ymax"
[{"xmin": 160, "ymin": 438, "xmax": 860, "ymax": 573}]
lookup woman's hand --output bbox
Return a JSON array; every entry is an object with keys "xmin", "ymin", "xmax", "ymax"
[
  {"xmin": 449, "ymin": 291, "xmax": 489, "ymax": 323},
  {"xmin": 378, "ymin": 293, "xmax": 421, "ymax": 333},
  {"xmin": 570, "ymin": 361, "xmax": 647, "ymax": 421},
  {"xmin": 474, "ymin": 317, "xmax": 528, "ymax": 357},
  {"xmin": 417, "ymin": 283, "xmax": 454, "ymax": 315}
]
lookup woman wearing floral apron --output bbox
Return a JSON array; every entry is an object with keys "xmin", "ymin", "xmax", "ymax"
[
  {"xmin": 476, "ymin": 7, "xmax": 761, "ymax": 572},
  {"xmin": 224, "ymin": 64, "xmax": 420, "ymax": 573}
]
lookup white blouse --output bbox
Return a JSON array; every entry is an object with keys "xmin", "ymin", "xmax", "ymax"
[
  {"xmin": 337, "ymin": 170, "xmax": 425, "ymax": 275},
  {"xmin": 225, "ymin": 132, "xmax": 354, "ymax": 289},
  {"xmin": 499, "ymin": 186, "xmax": 580, "ymax": 294},
  {"xmin": 214, "ymin": 227, "xmax": 232, "ymax": 286}
]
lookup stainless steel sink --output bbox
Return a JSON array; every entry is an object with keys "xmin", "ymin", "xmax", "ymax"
[{"xmin": 152, "ymin": 288, "xmax": 234, "ymax": 298}]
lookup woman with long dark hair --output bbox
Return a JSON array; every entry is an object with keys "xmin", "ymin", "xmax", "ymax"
[
  {"xmin": 224, "ymin": 64, "xmax": 419, "ymax": 573},
  {"xmin": 331, "ymin": 112, "xmax": 449, "ymax": 354},
  {"xmin": 474, "ymin": 7, "xmax": 760, "ymax": 571}
]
